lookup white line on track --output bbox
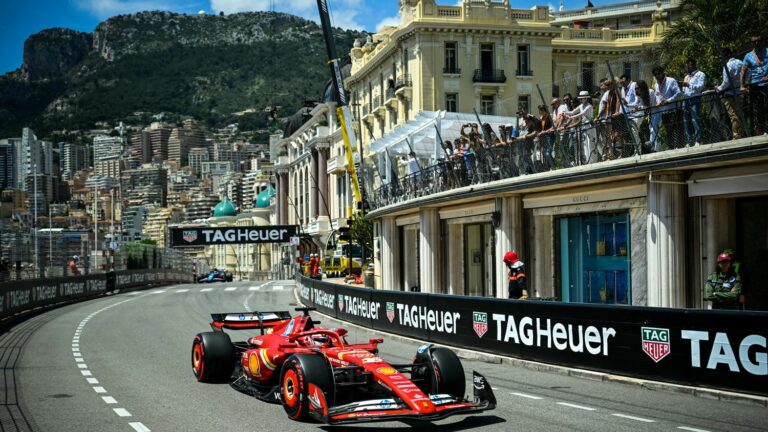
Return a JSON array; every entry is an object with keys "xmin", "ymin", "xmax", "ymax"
[
  {"xmin": 129, "ymin": 422, "xmax": 151, "ymax": 432},
  {"xmin": 272, "ymin": 286, "xmax": 284, "ymax": 291},
  {"xmin": 200, "ymin": 288, "xmax": 213, "ymax": 292},
  {"xmin": 175, "ymin": 289, "xmax": 189, "ymax": 293},
  {"xmin": 248, "ymin": 286, "xmax": 260, "ymax": 291},
  {"xmin": 677, "ymin": 427, "xmax": 712, "ymax": 432},
  {"xmin": 73, "ymin": 295, "xmax": 151, "ymax": 430},
  {"xmin": 612, "ymin": 413, "xmax": 655, "ymax": 423},
  {"xmin": 113, "ymin": 408, "xmax": 132, "ymax": 417},
  {"xmin": 511, "ymin": 392, "xmax": 543, "ymax": 400},
  {"xmin": 152, "ymin": 290, "xmax": 166, "ymax": 294},
  {"xmin": 557, "ymin": 402, "xmax": 596, "ymax": 411},
  {"xmin": 225, "ymin": 287, "xmax": 237, "ymax": 291}
]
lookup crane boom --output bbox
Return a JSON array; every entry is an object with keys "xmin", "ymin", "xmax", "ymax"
[{"xmin": 316, "ymin": 0, "xmax": 364, "ymax": 211}]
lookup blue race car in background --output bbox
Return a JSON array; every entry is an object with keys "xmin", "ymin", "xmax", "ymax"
[{"xmin": 197, "ymin": 269, "xmax": 233, "ymax": 283}]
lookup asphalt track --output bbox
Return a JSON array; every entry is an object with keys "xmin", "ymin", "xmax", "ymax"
[{"xmin": 5, "ymin": 280, "xmax": 767, "ymax": 432}]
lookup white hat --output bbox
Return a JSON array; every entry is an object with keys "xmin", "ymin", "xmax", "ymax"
[{"xmin": 578, "ymin": 90, "xmax": 591, "ymax": 99}]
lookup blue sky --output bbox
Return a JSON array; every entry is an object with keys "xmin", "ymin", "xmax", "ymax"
[{"xmin": 0, "ymin": 0, "xmax": 619, "ymax": 75}]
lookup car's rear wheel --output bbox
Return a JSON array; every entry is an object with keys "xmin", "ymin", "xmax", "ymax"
[
  {"xmin": 191, "ymin": 332, "xmax": 234, "ymax": 383},
  {"xmin": 280, "ymin": 354, "xmax": 334, "ymax": 421},
  {"xmin": 412, "ymin": 346, "xmax": 466, "ymax": 398}
]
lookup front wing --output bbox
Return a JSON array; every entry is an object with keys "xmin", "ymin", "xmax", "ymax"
[{"xmin": 310, "ymin": 371, "xmax": 497, "ymax": 425}]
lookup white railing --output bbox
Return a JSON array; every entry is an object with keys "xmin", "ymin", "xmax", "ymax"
[
  {"xmin": 437, "ymin": 6, "xmax": 461, "ymax": 18},
  {"xmin": 614, "ymin": 29, "xmax": 652, "ymax": 40},
  {"xmin": 552, "ymin": 0, "xmax": 673, "ymax": 20},
  {"xmin": 510, "ymin": 9, "xmax": 533, "ymax": 20}
]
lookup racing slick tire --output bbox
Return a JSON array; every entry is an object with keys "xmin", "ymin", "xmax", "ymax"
[
  {"xmin": 279, "ymin": 354, "xmax": 334, "ymax": 421},
  {"xmin": 191, "ymin": 332, "xmax": 234, "ymax": 383},
  {"xmin": 413, "ymin": 346, "xmax": 466, "ymax": 399}
]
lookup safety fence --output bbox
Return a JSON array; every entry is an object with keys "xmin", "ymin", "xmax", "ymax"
[
  {"xmin": 297, "ymin": 276, "xmax": 768, "ymax": 397},
  {"xmin": 0, "ymin": 269, "xmax": 193, "ymax": 324},
  {"xmin": 373, "ymin": 89, "xmax": 768, "ymax": 209}
]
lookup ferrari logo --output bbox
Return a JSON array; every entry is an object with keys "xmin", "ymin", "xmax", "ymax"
[
  {"xmin": 338, "ymin": 295, "xmax": 345, "ymax": 312},
  {"xmin": 386, "ymin": 302, "xmax": 395, "ymax": 323},
  {"xmin": 473, "ymin": 312, "xmax": 488, "ymax": 338},
  {"xmin": 641, "ymin": 327, "xmax": 671, "ymax": 363},
  {"xmin": 377, "ymin": 367, "xmax": 396, "ymax": 375},
  {"xmin": 182, "ymin": 230, "xmax": 198, "ymax": 243}
]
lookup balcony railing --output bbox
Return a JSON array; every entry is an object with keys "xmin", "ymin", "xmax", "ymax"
[
  {"xmin": 385, "ymin": 87, "xmax": 396, "ymax": 100},
  {"xmin": 473, "ymin": 69, "xmax": 506, "ymax": 84},
  {"xmin": 395, "ymin": 74, "xmax": 412, "ymax": 90},
  {"xmin": 371, "ymin": 90, "xmax": 765, "ymax": 210},
  {"xmin": 516, "ymin": 68, "xmax": 533, "ymax": 77},
  {"xmin": 443, "ymin": 66, "xmax": 461, "ymax": 74}
]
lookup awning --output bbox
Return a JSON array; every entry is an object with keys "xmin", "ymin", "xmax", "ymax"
[
  {"xmin": 688, "ymin": 163, "xmax": 768, "ymax": 197},
  {"xmin": 367, "ymin": 110, "xmax": 518, "ymax": 162}
]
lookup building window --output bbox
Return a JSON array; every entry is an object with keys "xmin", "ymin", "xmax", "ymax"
[
  {"xmin": 402, "ymin": 48, "xmax": 409, "ymax": 75},
  {"xmin": 518, "ymin": 95, "xmax": 530, "ymax": 113},
  {"xmin": 630, "ymin": 14, "xmax": 642, "ymax": 26},
  {"xmin": 444, "ymin": 42, "xmax": 458, "ymax": 73},
  {"xmin": 481, "ymin": 95, "xmax": 495, "ymax": 115},
  {"xmin": 446, "ymin": 93, "xmax": 458, "ymax": 112},
  {"xmin": 593, "ymin": 20, "xmax": 605, "ymax": 29},
  {"xmin": 623, "ymin": 62, "xmax": 632, "ymax": 80},
  {"xmin": 517, "ymin": 45, "xmax": 530, "ymax": 76},
  {"xmin": 480, "ymin": 43, "xmax": 494, "ymax": 73},
  {"xmin": 557, "ymin": 212, "xmax": 631, "ymax": 304},
  {"xmin": 581, "ymin": 62, "xmax": 595, "ymax": 94}
]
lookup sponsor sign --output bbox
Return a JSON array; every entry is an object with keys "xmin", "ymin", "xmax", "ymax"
[
  {"xmin": 641, "ymin": 327, "xmax": 671, "ymax": 363},
  {"xmin": 170, "ymin": 225, "xmax": 298, "ymax": 247},
  {"xmin": 386, "ymin": 302, "xmax": 395, "ymax": 323},
  {"xmin": 473, "ymin": 311, "xmax": 488, "ymax": 338}
]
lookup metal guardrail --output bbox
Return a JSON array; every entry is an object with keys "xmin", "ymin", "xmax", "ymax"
[
  {"xmin": 373, "ymin": 90, "xmax": 767, "ymax": 210},
  {"xmin": 473, "ymin": 69, "xmax": 507, "ymax": 83}
]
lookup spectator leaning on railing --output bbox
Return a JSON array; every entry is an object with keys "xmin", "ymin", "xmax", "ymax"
[
  {"xmin": 740, "ymin": 34, "xmax": 768, "ymax": 136},
  {"xmin": 563, "ymin": 90, "xmax": 595, "ymax": 164},
  {"xmin": 681, "ymin": 58, "xmax": 706, "ymax": 147},
  {"xmin": 717, "ymin": 47, "xmax": 746, "ymax": 140},
  {"xmin": 652, "ymin": 66, "xmax": 682, "ymax": 149}
]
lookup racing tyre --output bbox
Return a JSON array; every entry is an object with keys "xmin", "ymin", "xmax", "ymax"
[
  {"xmin": 413, "ymin": 346, "xmax": 466, "ymax": 399},
  {"xmin": 280, "ymin": 354, "xmax": 334, "ymax": 421},
  {"xmin": 191, "ymin": 332, "xmax": 234, "ymax": 383}
]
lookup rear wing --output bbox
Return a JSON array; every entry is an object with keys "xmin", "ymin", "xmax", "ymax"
[{"xmin": 210, "ymin": 311, "xmax": 292, "ymax": 333}]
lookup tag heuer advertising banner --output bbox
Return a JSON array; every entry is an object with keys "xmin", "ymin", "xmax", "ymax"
[
  {"xmin": 170, "ymin": 225, "xmax": 298, "ymax": 246},
  {"xmin": 296, "ymin": 276, "xmax": 768, "ymax": 397}
]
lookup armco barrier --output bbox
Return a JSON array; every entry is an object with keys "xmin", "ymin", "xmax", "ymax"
[
  {"xmin": 297, "ymin": 276, "xmax": 768, "ymax": 397},
  {"xmin": 0, "ymin": 270, "xmax": 193, "ymax": 324}
]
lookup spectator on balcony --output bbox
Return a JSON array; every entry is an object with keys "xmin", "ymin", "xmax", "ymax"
[
  {"xmin": 440, "ymin": 140, "xmax": 455, "ymax": 159},
  {"xmin": 652, "ymin": 66, "xmax": 682, "ymax": 149},
  {"xmin": 519, "ymin": 115, "xmax": 540, "ymax": 174},
  {"xmin": 538, "ymin": 105, "xmax": 556, "ymax": 171},
  {"xmin": 620, "ymin": 74, "xmax": 638, "ymax": 108},
  {"xmin": 625, "ymin": 79, "xmax": 647, "ymax": 146},
  {"xmin": 717, "ymin": 47, "xmax": 746, "ymax": 140},
  {"xmin": 564, "ymin": 90, "xmax": 596, "ymax": 164},
  {"xmin": 516, "ymin": 107, "xmax": 529, "ymax": 136},
  {"xmin": 597, "ymin": 78, "xmax": 623, "ymax": 160},
  {"xmin": 632, "ymin": 80, "xmax": 659, "ymax": 152},
  {"xmin": 741, "ymin": 34, "xmax": 768, "ymax": 135},
  {"xmin": 562, "ymin": 93, "xmax": 575, "ymax": 111},
  {"xmin": 681, "ymin": 58, "xmax": 706, "ymax": 146}
]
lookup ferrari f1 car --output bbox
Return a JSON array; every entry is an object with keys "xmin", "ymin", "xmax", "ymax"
[{"xmin": 191, "ymin": 307, "xmax": 496, "ymax": 424}]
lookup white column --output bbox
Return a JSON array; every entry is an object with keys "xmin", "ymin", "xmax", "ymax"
[
  {"xmin": 380, "ymin": 217, "xmax": 399, "ymax": 291},
  {"xmin": 646, "ymin": 173, "xmax": 686, "ymax": 308},
  {"xmin": 533, "ymin": 215, "xmax": 554, "ymax": 298},
  {"xmin": 494, "ymin": 196, "xmax": 523, "ymax": 298},
  {"xmin": 419, "ymin": 208, "xmax": 441, "ymax": 294}
]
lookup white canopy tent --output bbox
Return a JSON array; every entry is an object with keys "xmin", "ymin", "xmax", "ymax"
[{"xmin": 367, "ymin": 110, "xmax": 517, "ymax": 183}]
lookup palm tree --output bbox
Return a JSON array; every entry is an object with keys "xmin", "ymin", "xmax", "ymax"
[{"xmin": 658, "ymin": 0, "xmax": 768, "ymax": 80}]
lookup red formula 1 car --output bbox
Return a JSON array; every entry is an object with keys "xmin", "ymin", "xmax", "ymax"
[{"xmin": 191, "ymin": 307, "xmax": 496, "ymax": 424}]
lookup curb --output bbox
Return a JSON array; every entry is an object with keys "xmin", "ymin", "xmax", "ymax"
[{"xmin": 291, "ymin": 286, "xmax": 768, "ymax": 408}]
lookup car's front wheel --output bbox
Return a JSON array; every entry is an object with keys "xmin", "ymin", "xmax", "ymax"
[
  {"xmin": 412, "ymin": 345, "xmax": 466, "ymax": 398},
  {"xmin": 191, "ymin": 332, "xmax": 234, "ymax": 383},
  {"xmin": 280, "ymin": 354, "xmax": 334, "ymax": 421}
]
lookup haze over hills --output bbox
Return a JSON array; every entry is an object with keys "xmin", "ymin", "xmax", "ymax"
[{"xmin": 0, "ymin": 11, "xmax": 362, "ymax": 138}]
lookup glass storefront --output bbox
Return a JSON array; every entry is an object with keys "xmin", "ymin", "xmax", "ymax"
[
  {"xmin": 558, "ymin": 212, "xmax": 631, "ymax": 304},
  {"xmin": 463, "ymin": 223, "xmax": 496, "ymax": 297}
]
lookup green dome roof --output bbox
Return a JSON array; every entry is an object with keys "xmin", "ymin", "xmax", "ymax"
[
  {"xmin": 212, "ymin": 199, "xmax": 237, "ymax": 217},
  {"xmin": 254, "ymin": 186, "xmax": 276, "ymax": 209}
]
